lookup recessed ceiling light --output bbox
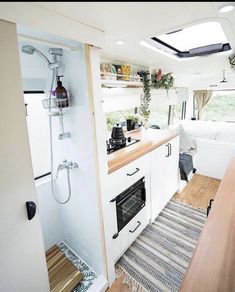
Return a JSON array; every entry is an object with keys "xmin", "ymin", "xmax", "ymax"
[
  {"xmin": 116, "ymin": 40, "xmax": 124, "ymax": 45},
  {"xmin": 219, "ymin": 4, "xmax": 234, "ymax": 13}
]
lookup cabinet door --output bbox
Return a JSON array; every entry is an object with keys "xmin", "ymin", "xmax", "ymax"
[
  {"xmin": 165, "ymin": 136, "xmax": 179, "ymax": 201},
  {"xmin": 150, "ymin": 136, "xmax": 179, "ymax": 222},
  {"xmin": 150, "ymin": 143, "xmax": 169, "ymax": 221}
]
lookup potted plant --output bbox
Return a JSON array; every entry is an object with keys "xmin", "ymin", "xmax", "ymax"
[
  {"xmin": 151, "ymin": 69, "xmax": 174, "ymax": 90},
  {"xmin": 125, "ymin": 114, "xmax": 141, "ymax": 131}
]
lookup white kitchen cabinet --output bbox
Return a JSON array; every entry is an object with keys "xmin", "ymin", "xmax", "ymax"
[
  {"xmin": 107, "ymin": 153, "xmax": 150, "ymax": 200},
  {"xmin": 112, "ymin": 205, "xmax": 148, "ymax": 262},
  {"xmin": 150, "ymin": 135, "xmax": 179, "ymax": 222},
  {"xmin": 106, "ymin": 154, "xmax": 150, "ymax": 262}
]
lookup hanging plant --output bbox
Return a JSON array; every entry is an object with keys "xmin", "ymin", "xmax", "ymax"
[
  {"xmin": 138, "ymin": 70, "xmax": 151, "ymax": 128},
  {"xmin": 151, "ymin": 69, "xmax": 174, "ymax": 90}
]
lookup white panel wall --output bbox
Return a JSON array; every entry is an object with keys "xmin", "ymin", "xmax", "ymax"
[
  {"xmin": 102, "ymin": 88, "xmax": 142, "ymax": 112},
  {"xmin": 36, "ymin": 180, "xmax": 64, "ymax": 250},
  {"xmin": 150, "ymin": 88, "xmax": 178, "ymax": 106},
  {"xmin": 55, "ymin": 47, "xmax": 105, "ymax": 275}
]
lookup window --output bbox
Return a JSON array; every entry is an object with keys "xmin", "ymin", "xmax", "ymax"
[
  {"xmin": 149, "ymin": 105, "xmax": 170, "ymax": 129},
  {"xmin": 172, "ymin": 102, "xmax": 184, "ymax": 124},
  {"xmin": 203, "ymin": 90, "xmax": 235, "ymax": 122},
  {"xmin": 150, "ymin": 22, "xmax": 231, "ymax": 58},
  {"xmin": 105, "ymin": 108, "xmax": 136, "ymax": 132},
  {"xmin": 24, "ymin": 92, "xmax": 51, "ymax": 179}
]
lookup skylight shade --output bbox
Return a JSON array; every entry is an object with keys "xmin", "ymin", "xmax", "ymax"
[{"xmin": 157, "ymin": 22, "xmax": 228, "ymax": 52}]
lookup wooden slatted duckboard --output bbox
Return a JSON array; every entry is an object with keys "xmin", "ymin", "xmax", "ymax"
[{"xmin": 46, "ymin": 245, "xmax": 83, "ymax": 292}]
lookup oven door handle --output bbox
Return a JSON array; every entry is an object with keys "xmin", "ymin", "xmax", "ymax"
[
  {"xmin": 127, "ymin": 167, "xmax": 140, "ymax": 176},
  {"xmin": 129, "ymin": 221, "xmax": 141, "ymax": 233}
]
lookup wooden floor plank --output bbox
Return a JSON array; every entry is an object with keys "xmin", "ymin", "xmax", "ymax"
[
  {"xmin": 107, "ymin": 274, "xmax": 131, "ymax": 292},
  {"xmin": 53, "ymin": 270, "xmax": 83, "ymax": 292},
  {"xmin": 48, "ymin": 257, "xmax": 68, "ymax": 281},
  {"xmin": 47, "ymin": 250, "xmax": 64, "ymax": 271},
  {"xmin": 46, "ymin": 245, "xmax": 59, "ymax": 257},
  {"xmin": 46, "ymin": 245, "xmax": 61, "ymax": 262},
  {"xmin": 49, "ymin": 258, "xmax": 71, "ymax": 285},
  {"xmin": 174, "ymin": 174, "xmax": 221, "ymax": 209},
  {"xmin": 50, "ymin": 261, "xmax": 75, "ymax": 291},
  {"xmin": 45, "ymin": 245, "xmax": 83, "ymax": 292}
]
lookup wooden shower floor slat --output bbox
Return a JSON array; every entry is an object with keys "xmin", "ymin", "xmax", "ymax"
[{"xmin": 46, "ymin": 245, "xmax": 83, "ymax": 292}]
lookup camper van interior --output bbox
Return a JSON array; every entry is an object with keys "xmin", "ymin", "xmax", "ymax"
[{"xmin": 1, "ymin": 2, "xmax": 235, "ymax": 292}]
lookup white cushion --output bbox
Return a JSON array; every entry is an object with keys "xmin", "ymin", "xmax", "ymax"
[
  {"xmin": 178, "ymin": 124, "xmax": 197, "ymax": 154},
  {"xmin": 215, "ymin": 128, "xmax": 235, "ymax": 143}
]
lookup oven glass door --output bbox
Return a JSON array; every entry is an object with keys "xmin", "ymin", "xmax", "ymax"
[{"xmin": 116, "ymin": 178, "xmax": 145, "ymax": 232}]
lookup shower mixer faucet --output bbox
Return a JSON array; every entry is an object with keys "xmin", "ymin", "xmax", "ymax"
[{"xmin": 56, "ymin": 160, "xmax": 78, "ymax": 179}]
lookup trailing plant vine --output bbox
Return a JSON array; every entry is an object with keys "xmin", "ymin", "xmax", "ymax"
[
  {"xmin": 138, "ymin": 70, "xmax": 151, "ymax": 128},
  {"xmin": 138, "ymin": 69, "xmax": 174, "ymax": 128}
]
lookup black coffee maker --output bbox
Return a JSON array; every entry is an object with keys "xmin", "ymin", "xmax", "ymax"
[{"xmin": 111, "ymin": 124, "xmax": 126, "ymax": 146}]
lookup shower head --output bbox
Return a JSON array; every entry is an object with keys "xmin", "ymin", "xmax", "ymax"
[
  {"xmin": 21, "ymin": 45, "xmax": 51, "ymax": 66},
  {"xmin": 22, "ymin": 45, "xmax": 35, "ymax": 55}
]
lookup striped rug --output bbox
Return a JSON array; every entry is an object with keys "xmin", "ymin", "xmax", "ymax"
[{"xmin": 115, "ymin": 199, "xmax": 207, "ymax": 292}]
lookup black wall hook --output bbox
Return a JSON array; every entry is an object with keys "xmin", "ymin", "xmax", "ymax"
[{"xmin": 26, "ymin": 201, "xmax": 36, "ymax": 220}]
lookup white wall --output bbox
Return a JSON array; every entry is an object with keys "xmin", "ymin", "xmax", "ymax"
[
  {"xmin": 55, "ymin": 47, "xmax": 105, "ymax": 275},
  {"xmin": 36, "ymin": 180, "xmax": 64, "ymax": 250},
  {"xmin": 19, "ymin": 39, "xmax": 105, "ymax": 275},
  {"xmin": 102, "ymin": 88, "xmax": 142, "ymax": 112}
]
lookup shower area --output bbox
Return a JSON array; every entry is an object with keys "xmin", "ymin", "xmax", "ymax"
[{"xmin": 17, "ymin": 26, "xmax": 106, "ymax": 292}]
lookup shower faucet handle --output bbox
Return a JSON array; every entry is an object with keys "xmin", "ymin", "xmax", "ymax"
[
  {"xmin": 56, "ymin": 160, "xmax": 79, "ymax": 178},
  {"xmin": 66, "ymin": 161, "xmax": 79, "ymax": 169}
]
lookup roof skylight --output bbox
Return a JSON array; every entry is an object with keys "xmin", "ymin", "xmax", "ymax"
[{"xmin": 150, "ymin": 21, "xmax": 231, "ymax": 58}]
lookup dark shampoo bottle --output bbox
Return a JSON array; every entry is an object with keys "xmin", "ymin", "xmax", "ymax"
[{"xmin": 55, "ymin": 75, "xmax": 68, "ymax": 99}]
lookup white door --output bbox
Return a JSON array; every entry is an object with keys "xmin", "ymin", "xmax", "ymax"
[{"xmin": 0, "ymin": 20, "xmax": 50, "ymax": 292}]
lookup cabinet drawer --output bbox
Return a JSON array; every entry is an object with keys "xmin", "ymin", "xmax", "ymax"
[
  {"xmin": 113, "ymin": 205, "xmax": 148, "ymax": 262},
  {"xmin": 107, "ymin": 154, "xmax": 149, "ymax": 200}
]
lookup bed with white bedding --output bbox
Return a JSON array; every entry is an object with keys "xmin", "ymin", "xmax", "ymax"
[{"xmin": 173, "ymin": 120, "xmax": 235, "ymax": 179}]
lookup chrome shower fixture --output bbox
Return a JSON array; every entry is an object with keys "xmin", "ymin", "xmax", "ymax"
[
  {"xmin": 21, "ymin": 45, "xmax": 35, "ymax": 54},
  {"xmin": 22, "ymin": 45, "xmax": 51, "ymax": 65},
  {"xmin": 49, "ymin": 48, "xmax": 63, "ymax": 56},
  {"xmin": 21, "ymin": 45, "xmax": 63, "ymax": 70},
  {"xmin": 56, "ymin": 160, "xmax": 78, "ymax": 179},
  {"xmin": 21, "ymin": 43, "xmax": 73, "ymax": 204}
]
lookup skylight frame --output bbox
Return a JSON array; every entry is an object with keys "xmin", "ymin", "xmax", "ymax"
[{"xmin": 151, "ymin": 21, "xmax": 231, "ymax": 58}]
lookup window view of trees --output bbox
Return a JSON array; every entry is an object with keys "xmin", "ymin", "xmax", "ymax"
[
  {"xmin": 105, "ymin": 108, "xmax": 136, "ymax": 131},
  {"xmin": 203, "ymin": 91, "xmax": 235, "ymax": 122},
  {"xmin": 148, "ymin": 105, "xmax": 169, "ymax": 129},
  {"xmin": 173, "ymin": 103, "xmax": 182, "ymax": 124},
  {"xmin": 105, "ymin": 102, "xmax": 184, "ymax": 132}
]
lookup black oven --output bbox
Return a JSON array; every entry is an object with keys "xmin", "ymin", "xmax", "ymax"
[{"xmin": 110, "ymin": 177, "xmax": 146, "ymax": 238}]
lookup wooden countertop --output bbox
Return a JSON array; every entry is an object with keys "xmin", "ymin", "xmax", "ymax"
[
  {"xmin": 180, "ymin": 157, "xmax": 235, "ymax": 292},
  {"xmin": 108, "ymin": 128, "xmax": 178, "ymax": 174}
]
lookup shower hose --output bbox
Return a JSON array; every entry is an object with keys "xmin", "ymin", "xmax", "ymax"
[{"xmin": 48, "ymin": 69, "xmax": 72, "ymax": 204}]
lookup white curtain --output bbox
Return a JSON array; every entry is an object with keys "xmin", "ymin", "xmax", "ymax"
[{"xmin": 194, "ymin": 90, "xmax": 213, "ymax": 120}]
